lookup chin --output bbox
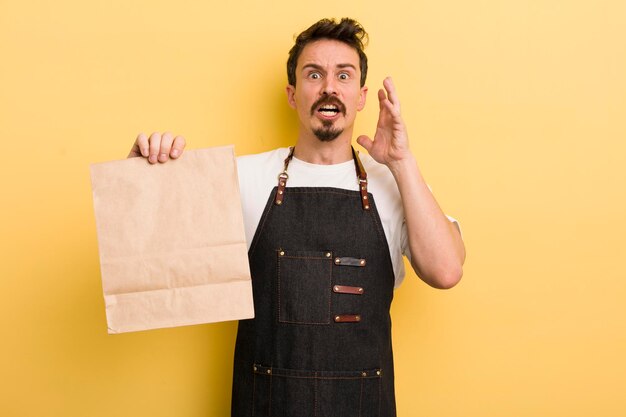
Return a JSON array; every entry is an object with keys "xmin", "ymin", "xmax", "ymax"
[
  {"xmin": 312, "ymin": 119, "xmax": 344, "ymax": 142},
  {"xmin": 313, "ymin": 128, "xmax": 343, "ymax": 142}
]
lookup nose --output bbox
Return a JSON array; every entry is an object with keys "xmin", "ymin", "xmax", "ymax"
[{"xmin": 321, "ymin": 77, "xmax": 338, "ymax": 96}]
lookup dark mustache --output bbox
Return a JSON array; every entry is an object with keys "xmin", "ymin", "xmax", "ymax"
[{"xmin": 310, "ymin": 96, "xmax": 346, "ymax": 116}]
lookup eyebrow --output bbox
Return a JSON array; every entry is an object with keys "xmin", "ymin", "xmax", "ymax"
[{"xmin": 301, "ymin": 63, "xmax": 357, "ymax": 72}]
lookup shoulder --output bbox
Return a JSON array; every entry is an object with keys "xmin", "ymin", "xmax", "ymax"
[
  {"xmin": 237, "ymin": 147, "xmax": 290, "ymax": 174},
  {"xmin": 236, "ymin": 147, "xmax": 290, "ymax": 204},
  {"xmin": 236, "ymin": 147, "xmax": 291, "ymax": 192}
]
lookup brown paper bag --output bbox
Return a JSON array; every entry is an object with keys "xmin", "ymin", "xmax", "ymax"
[{"xmin": 90, "ymin": 145, "xmax": 253, "ymax": 334}]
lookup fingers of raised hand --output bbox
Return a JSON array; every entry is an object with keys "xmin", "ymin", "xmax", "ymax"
[
  {"xmin": 377, "ymin": 88, "xmax": 387, "ymax": 110},
  {"xmin": 382, "ymin": 77, "xmax": 401, "ymax": 112},
  {"xmin": 377, "ymin": 89, "xmax": 399, "ymax": 121},
  {"xmin": 356, "ymin": 134, "xmax": 373, "ymax": 152}
]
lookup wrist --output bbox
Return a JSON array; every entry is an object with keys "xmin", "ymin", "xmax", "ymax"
[{"xmin": 387, "ymin": 153, "xmax": 417, "ymax": 176}]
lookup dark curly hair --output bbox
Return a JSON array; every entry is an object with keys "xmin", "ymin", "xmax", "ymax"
[{"xmin": 287, "ymin": 18, "xmax": 369, "ymax": 87}]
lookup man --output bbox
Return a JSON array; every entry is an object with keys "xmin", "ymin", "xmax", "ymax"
[{"xmin": 129, "ymin": 18, "xmax": 464, "ymax": 417}]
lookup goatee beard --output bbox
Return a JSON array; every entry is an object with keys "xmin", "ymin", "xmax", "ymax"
[{"xmin": 313, "ymin": 120, "xmax": 343, "ymax": 142}]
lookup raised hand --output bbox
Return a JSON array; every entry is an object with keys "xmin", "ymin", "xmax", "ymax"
[{"xmin": 356, "ymin": 77, "xmax": 411, "ymax": 167}]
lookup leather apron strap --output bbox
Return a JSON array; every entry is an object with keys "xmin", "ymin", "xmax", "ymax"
[{"xmin": 274, "ymin": 146, "xmax": 371, "ymax": 210}]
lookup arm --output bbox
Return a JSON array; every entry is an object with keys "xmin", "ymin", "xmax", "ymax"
[
  {"xmin": 357, "ymin": 78, "xmax": 465, "ymax": 289},
  {"xmin": 128, "ymin": 132, "xmax": 186, "ymax": 163}
]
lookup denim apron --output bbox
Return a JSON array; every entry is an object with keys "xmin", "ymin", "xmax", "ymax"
[{"xmin": 232, "ymin": 148, "xmax": 397, "ymax": 417}]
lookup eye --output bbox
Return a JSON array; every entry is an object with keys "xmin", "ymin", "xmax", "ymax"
[
  {"xmin": 338, "ymin": 72, "xmax": 350, "ymax": 80},
  {"xmin": 309, "ymin": 72, "xmax": 321, "ymax": 80}
]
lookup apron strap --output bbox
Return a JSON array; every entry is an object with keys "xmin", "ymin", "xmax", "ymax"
[
  {"xmin": 274, "ymin": 146, "xmax": 370, "ymax": 210},
  {"xmin": 274, "ymin": 146, "xmax": 295, "ymax": 206},
  {"xmin": 352, "ymin": 147, "xmax": 370, "ymax": 210}
]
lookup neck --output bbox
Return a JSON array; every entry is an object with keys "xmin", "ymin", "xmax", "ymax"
[{"xmin": 294, "ymin": 130, "xmax": 353, "ymax": 165}]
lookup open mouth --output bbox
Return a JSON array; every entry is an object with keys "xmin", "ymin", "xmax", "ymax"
[
  {"xmin": 318, "ymin": 104, "xmax": 340, "ymax": 117},
  {"xmin": 311, "ymin": 97, "xmax": 346, "ymax": 119}
]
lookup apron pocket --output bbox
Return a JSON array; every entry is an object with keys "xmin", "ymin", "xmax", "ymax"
[
  {"xmin": 252, "ymin": 364, "xmax": 382, "ymax": 417},
  {"xmin": 277, "ymin": 250, "xmax": 333, "ymax": 325}
]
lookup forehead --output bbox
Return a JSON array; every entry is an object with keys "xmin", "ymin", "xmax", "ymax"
[{"xmin": 297, "ymin": 39, "xmax": 360, "ymax": 70}]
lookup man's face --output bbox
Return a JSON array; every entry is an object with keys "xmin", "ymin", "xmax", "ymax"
[{"xmin": 286, "ymin": 39, "xmax": 367, "ymax": 142}]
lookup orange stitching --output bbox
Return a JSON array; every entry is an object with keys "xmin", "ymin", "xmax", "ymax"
[{"xmin": 251, "ymin": 371, "xmax": 381, "ymax": 380}]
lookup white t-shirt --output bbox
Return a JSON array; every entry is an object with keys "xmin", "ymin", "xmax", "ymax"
[{"xmin": 237, "ymin": 147, "xmax": 456, "ymax": 288}]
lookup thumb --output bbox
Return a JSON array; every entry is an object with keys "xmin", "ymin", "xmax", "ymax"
[{"xmin": 356, "ymin": 135, "xmax": 373, "ymax": 152}]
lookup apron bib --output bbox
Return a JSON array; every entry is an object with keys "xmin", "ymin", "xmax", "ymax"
[{"xmin": 232, "ymin": 148, "xmax": 397, "ymax": 417}]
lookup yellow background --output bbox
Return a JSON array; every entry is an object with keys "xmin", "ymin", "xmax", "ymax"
[{"xmin": 1, "ymin": 0, "xmax": 625, "ymax": 416}]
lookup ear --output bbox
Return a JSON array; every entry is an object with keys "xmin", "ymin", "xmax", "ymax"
[
  {"xmin": 285, "ymin": 85, "xmax": 297, "ymax": 109},
  {"xmin": 357, "ymin": 86, "xmax": 368, "ymax": 111}
]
